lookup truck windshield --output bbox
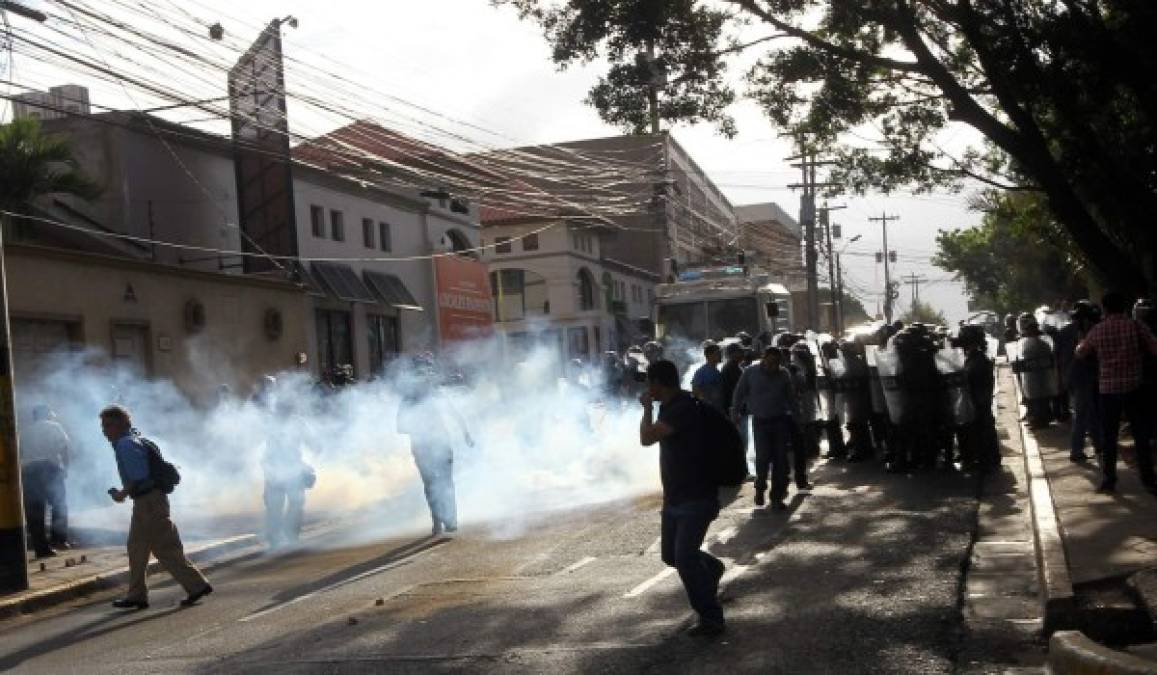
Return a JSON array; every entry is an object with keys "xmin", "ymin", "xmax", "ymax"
[
  {"xmin": 657, "ymin": 302, "xmax": 707, "ymax": 342},
  {"xmin": 708, "ymin": 297, "xmax": 758, "ymax": 338}
]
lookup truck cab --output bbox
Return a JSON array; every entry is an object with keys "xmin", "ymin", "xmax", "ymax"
[{"xmin": 652, "ymin": 266, "xmax": 794, "ymax": 345}]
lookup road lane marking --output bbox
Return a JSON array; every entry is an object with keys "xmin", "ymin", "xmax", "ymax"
[
  {"xmin": 624, "ymin": 568, "xmax": 676, "ymax": 597},
  {"xmin": 559, "ymin": 556, "xmax": 597, "ymax": 575},
  {"xmin": 239, "ymin": 541, "xmax": 446, "ymax": 623}
]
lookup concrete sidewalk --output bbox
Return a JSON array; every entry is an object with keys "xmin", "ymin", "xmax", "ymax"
[
  {"xmin": 1024, "ymin": 410, "xmax": 1157, "ymax": 586},
  {"xmin": 0, "ymin": 504, "xmax": 356, "ymax": 620}
]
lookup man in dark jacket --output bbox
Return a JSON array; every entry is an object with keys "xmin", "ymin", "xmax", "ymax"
[
  {"xmin": 960, "ymin": 326, "xmax": 1000, "ymax": 471},
  {"xmin": 639, "ymin": 360, "xmax": 725, "ymax": 637},
  {"xmin": 1061, "ymin": 301, "xmax": 1102, "ymax": 462}
]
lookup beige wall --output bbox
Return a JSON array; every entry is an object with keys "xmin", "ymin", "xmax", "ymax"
[{"xmin": 5, "ymin": 245, "xmax": 311, "ymax": 404}]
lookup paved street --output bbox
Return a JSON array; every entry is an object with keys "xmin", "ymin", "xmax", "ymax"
[{"xmin": 0, "ymin": 457, "xmax": 988, "ymax": 674}]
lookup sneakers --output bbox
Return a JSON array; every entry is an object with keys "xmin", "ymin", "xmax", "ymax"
[
  {"xmin": 180, "ymin": 584, "xmax": 213, "ymax": 607},
  {"xmin": 753, "ymin": 490, "xmax": 765, "ymax": 507},
  {"xmin": 112, "ymin": 598, "xmax": 148, "ymax": 610},
  {"xmin": 687, "ymin": 620, "xmax": 726, "ymax": 637}
]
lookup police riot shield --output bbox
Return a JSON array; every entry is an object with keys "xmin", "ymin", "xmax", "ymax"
[
  {"xmin": 790, "ymin": 350, "xmax": 823, "ymax": 424},
  {"xmin": 865, "ymin": 346, "xmax": 888, "ymax": 416},
  {"xmin": 1013, "ymin": 335, "xmax": 1059, "ymax": 401},
  {"xmin": 832, "ymin": 353, "xmax": 871, "ymax": 425},
  {"xmin": 816, "ymin": 356, "xmax": 839, "ymax": 422},
  {"xmin": 874, "ymin": 349, "xmax": 906, "ymax": 425},
  {"xmin": 934, "ymin": 347, "xmax": 975, "ymax": 427}
]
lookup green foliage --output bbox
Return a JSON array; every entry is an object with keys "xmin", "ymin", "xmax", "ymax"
[
  {"xmin": 900, "ymin": 299, "xmax": 946, "ymax": 327},
  {"xmin": 0, "ymin": 117, "xmax": 100, "ymax": 214},
  {"xmin": 933, "ymin": 190, "xmax": 1089, "ymax": 316},
  {"xmin": 497, "ymin": 0, "xmax": 737, "ymax": 136},
  {"xmin": 505, "ymin": 1, "xmax": 1157, "ymax": 292}
]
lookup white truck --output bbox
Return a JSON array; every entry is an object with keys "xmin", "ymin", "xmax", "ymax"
[{"xmin": 652, "ymin": 266, "xmax": 795, "ymax": 345}]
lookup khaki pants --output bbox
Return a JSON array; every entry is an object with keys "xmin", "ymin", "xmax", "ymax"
[{"xmin": 125, "ymin": 490, "xmax": 208, "ymax": 602}]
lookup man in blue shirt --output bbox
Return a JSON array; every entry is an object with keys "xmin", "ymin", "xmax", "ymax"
[
  {"xmin": 691, "ymin": 342, "xmax": 724, "ymax": 411},
  {"xmin": 102, "ymin": 405, "xmax": 212, "ymax": 610},
  {"xmin": 731, "ymin": 347, "xmax": 798, "ymax": 510}
]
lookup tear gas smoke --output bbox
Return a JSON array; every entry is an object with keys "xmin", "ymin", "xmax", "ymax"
[{"xmin": 15, "ymin": 337, "xmax": 663, "ymax": 548}]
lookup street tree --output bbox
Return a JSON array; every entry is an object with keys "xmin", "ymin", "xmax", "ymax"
[
  {"xmin": 933, "ymin": 190, "xmax": 1089, "ymax": 316},
  {"xmin": 0, "ymin": 117, "xmax": 99, "ymax": 226},
  {"xmin": 496, "ymin": 0, "xmax": 739, "ymax": 136},
  {"xmin": 504, "ymin": 1, "xmax": 1157, "ymax": 294},
  {"xmin": 900, "ymin": 298, "xmax": 946, "ymax": 327}
]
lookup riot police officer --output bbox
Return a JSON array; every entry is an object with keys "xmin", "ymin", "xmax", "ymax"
[{"xmin": 1012, "ymin": 313, "xmax": 1058, "ymax": 429}]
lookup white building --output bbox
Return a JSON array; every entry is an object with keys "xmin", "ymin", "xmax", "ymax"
[
  {"xmin": 12, "ymin": 85, "xmax": 91, "ymax": 122},
  {"xmin": 481, "ymin": 213, "xmax": 655, "ymax": 362},
  {"xmin": 34, "ymin": 111, "xmax": 481, "ymax": 382}
]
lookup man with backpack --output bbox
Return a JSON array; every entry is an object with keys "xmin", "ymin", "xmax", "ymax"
[
  {"xmin": 101, "ymin": 405, "xmax": 212, "ymax": 610},
  {"xmin": 639, "ymin": 360, "xmax": 726, "ymax": 637},
  {"xmin": 731, "ymin": 347, "xmax": 799, "ymax": 510}
]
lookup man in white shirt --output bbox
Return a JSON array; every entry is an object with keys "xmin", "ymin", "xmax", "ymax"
[{"xmin": 21, "ymin": 404, "xmax": 71, "ymax": 557}]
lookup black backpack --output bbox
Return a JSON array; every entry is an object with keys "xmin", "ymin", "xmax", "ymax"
[
  {"xmin": 694, "ymin": 399, "xmax": 747, "ymax": 487},
  {"xmin": 138, "ymin": 436, "xmax": 181, "ymax": 494}
]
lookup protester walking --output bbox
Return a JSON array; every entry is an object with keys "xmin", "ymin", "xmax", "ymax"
[
  {"xmin": 20, "ymin": 404, "xmax": 71, "ymax": 557},
  {"xmin": 397, "ymin": 354, "xmax": 473, "ymax": 536},
  {"xmin": 959, "ymin": 326, "xmax": 1000, "ymax": 471},
  {"xmin": 101, "ymin": 405, "xmax": 211, "ymax": 610},
  {"xmin": 638, "ymin": 359, "xmax": 725, "ymax": 637},
  {"xmin": 691, "ymin": 342, "xmax": 724, "ymax": 411},
  {"xmin": 1076, "ymin": 292, "xmax": 1157, "ymax": 493},
  {"xmin": 720, "ymin": 342, "xmax": 747, "ymax": 448},
  {"xmin": 731, "ymin": 347, "xmax": 799, "ymax": 510},
  {"xmin": 1061, "ymin": 301, "xmax": 1102, "ymax": 462}
]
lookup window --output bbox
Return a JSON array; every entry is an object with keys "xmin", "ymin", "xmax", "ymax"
[
  {"xmin": 490, "ymin": 269, "xmax": 549, "ymax": 321},
  {"xmin": 310, "ymin": 205, "xmax": 325, "ymax": 238},
  {"xmin": 315, "ymin": 309, "xmax": 353, "ymax": 380},
  {"xmin": 362, "ymin": 218, "xmax": 375, "ymax": 249},
  {"xmin": 495, "ymin": 236, "xmax": 512, "ymax": 254},
  {"xmin": 577, "ymin": 268, "xmax": 597, "ymax": 311},
  {"xmin": 567, "ymin": 326, "xmax": 590, "ymax": 361},
  {"xmin": 367, "ymin": 314, "xmax": 400, "ymax": 375},
  {"xmin": 379, "ymin": 222, "xmax": 392, "ymax": 252},
  {"xmin": 330, "ymin": 210, "xmax": 345, "ymax": 242},
  {"xmin": 522, "ymin": 233, "xmax": 539, "ymax": 251}
]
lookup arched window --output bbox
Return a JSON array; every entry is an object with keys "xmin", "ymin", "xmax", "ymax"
[
  {"xmin": 490, "ymin": 269, "xmax": 550, "ymax": 321},
  {"xmin": 577, "ymin": 268, "xmax": 596, "ymax": 312}
]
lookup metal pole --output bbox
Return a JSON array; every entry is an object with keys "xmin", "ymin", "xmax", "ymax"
[
  {"xmin": 802, "ymin": 153, "xmax": 818, "ymax": 331},
  {"xmin": 646, "ymin": 41, "xmax": 660, "ymax": 135},
  {"xmin": 835, "ymin": 252, "xmax": 845, "ymax": 334},
  {"xmin": 822, "ymin": 205, "xmax": 838, "ymax": 333},
  {"xmin": 0, "ymin": 222, "xmax": 29, "ymax": 592}
]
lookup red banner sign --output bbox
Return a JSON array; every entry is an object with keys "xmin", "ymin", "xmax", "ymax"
[{"xmin": 434, "ymin": 255, "xmax": 494, "ymax": 344}]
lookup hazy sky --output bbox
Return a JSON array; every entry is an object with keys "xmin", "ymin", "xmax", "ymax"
[{"xmin": 7, "ymin": 0, "xmax": 981, "ymax": 322}]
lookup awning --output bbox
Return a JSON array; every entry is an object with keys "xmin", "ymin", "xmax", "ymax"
[
  {"xmin": 310, "ymin": 262, "xmax": 377, "ymax": 303},
  {"xmin": 364, "ymin": 270, "xmax": 423, "ymax": 311}
]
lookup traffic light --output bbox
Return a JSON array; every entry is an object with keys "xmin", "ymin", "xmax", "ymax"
[
  {"xmin": 889, "ymin": 281, "xmax": 901, "ymax": 300},
  {"xmin": 875, "ymin": 252, "xmax": 883, "ymax": 263},
  {"xmin": 888, "ymin": 250, "xmax": 898, "ymax": 263},
  {"xmin": 832, "ymin": 225, "xmax": 842, "ymax": 239}
]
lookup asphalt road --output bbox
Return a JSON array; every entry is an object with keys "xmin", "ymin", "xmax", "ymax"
[{"xmin": 0, "ymin": 459, "xmax": 982, "ymax": 674}]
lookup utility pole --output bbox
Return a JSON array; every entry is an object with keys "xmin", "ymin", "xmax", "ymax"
[
  {"xmin": 0, "ymin": 0, "xmax": 44, "ymax": 594},
  {"xmin": 643, "ymin": 41, "xmax": 662, "ymax": 134},
  {"xmin": 818, "ymin": 202, "xmax": 846, "ymax": 334},
  {"xmin": 869, "ymin": 212, "xmax": 900, "ymax": 323},
  {"xmin": 786, "ymin": 139, "xmax": 839, "ymax": 331},
  {"xmin": 903, "ymin": 273, "xmax": 928, "ymax": 304},
  {"xmin": 835, "ymin": 252, "xmax": 845, "ymax": 333}
]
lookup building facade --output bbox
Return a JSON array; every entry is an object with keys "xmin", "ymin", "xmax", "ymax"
[
  {"xmin": 481, "ymin": 216, "xmax": 655, "ymax": 362},
  {"xmin": 27, "ymin": 110, "xmax": 481, "ymax": 387}
]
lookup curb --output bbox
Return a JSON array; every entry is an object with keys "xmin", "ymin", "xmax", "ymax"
[
  {"xmin": 0, "ymin": 533, "xmax": 259, "ymax": 621},
  {"xmin": 1048, "ymin": 630, "xmax": 1157, "ymax": 674},
  {"xmin": 1004, "ymin": 365, "xmax": 1078, "ymax": 634}
]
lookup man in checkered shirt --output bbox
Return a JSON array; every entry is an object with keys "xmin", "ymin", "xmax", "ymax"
[{"xmin": 1076, "ymin": 291, "xmax": 1157, "ymax": 493}]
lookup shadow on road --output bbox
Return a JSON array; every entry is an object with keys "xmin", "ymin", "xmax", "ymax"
[{"xmin": 0, "ymin": 605, "xmax": 184, "ymax": 671}]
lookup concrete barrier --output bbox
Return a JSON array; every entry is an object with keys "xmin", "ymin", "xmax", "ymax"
[{"xmin": 1048, "ymin": 631, "xmax": 1157, "ymax": 674}]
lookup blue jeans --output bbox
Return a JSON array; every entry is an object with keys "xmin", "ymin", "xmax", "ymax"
[
  {"xmin": 661, "ymin": 499, "xmax": 723, "ymax": 625},
  {"xmin": 753, "ymin": 417, "xmax": 792, "ymax": 502},
  {"xmin": 1070, "ymin": 386, "xmax": 1101, "ymax": 457}
]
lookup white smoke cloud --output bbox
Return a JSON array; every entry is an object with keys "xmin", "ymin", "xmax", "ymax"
[{"xmin": 15, "ymin": 337, "xmax": 663, "ymax": 549}]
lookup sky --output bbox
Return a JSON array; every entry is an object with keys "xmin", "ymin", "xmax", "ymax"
[{"xmin": 4, "ymin": 0, "xmax": 981, "ymax": 323}]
